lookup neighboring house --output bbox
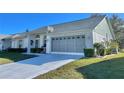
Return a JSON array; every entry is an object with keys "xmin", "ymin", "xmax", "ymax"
[
  {"xmin": 0, "ymin": 34, "xmax": 11, "ymax": 51},
  {"xmin": 0, "ymin": 16, "xmax": 115, "ymax": 55}
]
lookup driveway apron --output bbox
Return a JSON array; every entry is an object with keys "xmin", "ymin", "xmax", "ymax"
[{"xmin": 0, "ymin": 54, "xmax": 82, "ymax": 79}]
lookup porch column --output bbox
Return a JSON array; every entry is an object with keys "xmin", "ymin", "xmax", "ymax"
[
  {"xmin": 12, "ymin": 39, "xmax": 15, "ymax": 48},
  {"xmin": 46, "ymin": 36, "xmax": 51, "ymax": 53},
  {"xmin": 27, "ymin": 35, "xmax": 31, "ymax": 53}
]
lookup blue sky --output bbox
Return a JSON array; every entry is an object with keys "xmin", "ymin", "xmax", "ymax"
[{"xmin": 0, "ymin": 13, "xmax": 124, "ymax": 34}]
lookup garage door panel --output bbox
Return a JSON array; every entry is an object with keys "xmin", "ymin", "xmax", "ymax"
[
  {"xmin": 75, "ymin": 36, "xmax": 85, "ymax": 52},
  {"xmin": 66, "ymin": 36, "xmax": 70, "ymax": 52},
  {"xmin": 51, "ymin": 35, "xmax": 85, "ymax": 53},
  {"xmin": 61, "ymin": 37, "xmax": 66, "ymax": 52},
  {"xmin": 73, "ymin": 36, "xmax": 77, "ymax": 52},
  {"xmin": 64, "ymin": 37, "xmax": 68, "ymax": 52},
  {"xmin": 68, "ymin": 36, "xmax": 75, "ymax": 52},
  {"xmin": 59, "ymin": 38, "xmax": 62, "ymax": 52},
  {"xmin": 51, "ymin": 38, "xmax": 56, "ymax": 51},
  {"xmin": 56, "ymin": 38, "xmax": 60, "ymax": 51}
]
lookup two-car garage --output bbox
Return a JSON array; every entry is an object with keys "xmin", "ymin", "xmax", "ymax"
[{"xmin": 51, "ymin": 35, "xmax": 85, "ymax": 53}]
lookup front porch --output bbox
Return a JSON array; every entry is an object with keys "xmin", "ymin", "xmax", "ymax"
[{"xmin": 10, "ymin": 33, "xmax": 47, "ymax": 53}]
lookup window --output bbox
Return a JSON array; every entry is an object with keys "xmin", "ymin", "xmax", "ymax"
[
  {"xmin": 35, "ymin": 35, "xmax": 40, "ymax": 38},
  {"xmin": 82, "ymin": 35, "xmax": 85, "ymax": 38},
  {"xmin": 35, "ymin": 40, "xmax": 40, "ymax": 48},
  {"xmin": 30, "ymin": 40, "xmax": 34, "ymax": 46},
  {"xmin": 77, "ymin": 36, "xmax": 80, "ymax": 39},
  {"xmin": 52, "ymin": 38, "xmax": 55, "ymax": 40},
  {"xmin": 19, "ymin": 40, "xmax": 23, "ymax": 48},
  {"xmin": 72, "ymin": 37, "xmax": 75, "ymax": 39}
]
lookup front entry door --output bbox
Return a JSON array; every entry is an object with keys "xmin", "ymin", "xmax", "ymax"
[{"xmin": 35, "ymin": 40, "xmax": 40, "ymax": 48}]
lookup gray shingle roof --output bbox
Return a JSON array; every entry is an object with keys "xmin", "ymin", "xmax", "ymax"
[
  {"xmin": 29, "ymin": 16, "xmax": 105, "ymax": 33},
  {"xmin": 1, "ymin": 16, "xmax": 106, "ymax": 39},
  {"xmin": 51, "ymin": 16, "xmax": 105, "ymax": 32}
]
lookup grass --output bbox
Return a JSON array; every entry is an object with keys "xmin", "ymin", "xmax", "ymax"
[
  {"xmin": 0, "ymin": 51, "xmax": 36, "ymax": 65},
  {"xmin": 35, "ymin": 53, "xmax": 124, "ymax": 79}
]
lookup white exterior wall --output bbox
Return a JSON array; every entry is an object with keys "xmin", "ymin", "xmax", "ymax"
[
  {"xmin": 24, "ymin": 35, "xmax": 38, "ymax": 48},
  {"xmin": 93, "ymin": 18, "xmax": 113, "ymax": 43},
  {"xmin": 23, "ymin": 38, "xmax": 28, "ymax": 48},
  {"xmin": 12, "ymin": 40, "xmax": 15, "ymax": 48},
  {"xmin": 24, "ymin": 37, "xmax": 29, "ymax": 49},
  {"xmin": 12, "ymin": 39, "xmax": 25, "ymax": 48},
  {"xmin": 93, "ymin": 32, "xmax": 106, "ymax": 43},
  {"xmin": 1, "ymin": 39, "xmax": 11, "ymax": 50},
  {"xmin": 12, "ymin": 40, "xmax": 18, "ymax": 48},
  {"xmin": 11, "ymin": 34, "xmax": 45, "ymax": 49},
  {"xmin": 85, "ymin": 31, "xmax": 94, "ymax": 48},
  {"xmin": 28, "ymin": 34, "xmax": 45, "ymax": 48},
  {"xmin": 46, "ymin": 35, "xmax": 51, "ymax": 53},
  {"xmin": 40, "ymin": 34, "xmax": 44, "ymax": 47}
]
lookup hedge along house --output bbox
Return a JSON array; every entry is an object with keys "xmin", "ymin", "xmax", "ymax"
[{"xmin": 0, "ymin": 16, "xmax": 115, "ymax": 56}]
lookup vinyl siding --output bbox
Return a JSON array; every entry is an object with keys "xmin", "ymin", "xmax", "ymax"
[{"xmin": 93, "ymin": 18, "xmax": 113, "ymax": 43}]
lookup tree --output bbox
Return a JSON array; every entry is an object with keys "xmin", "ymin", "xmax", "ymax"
[
  {"xmin": 109, "ymin": 14, "xmax": 124, "ymax": 49},
  {"xmin": 90, "ymin": 13, "xmax": 106, "ymax": 18},
  {"xmin": 110, "ymin": 14, "xmax": 124, "ymax": 47},
  {"xmin": 110, "ymin": 14, "xmax": 124, "ymax": 33}
]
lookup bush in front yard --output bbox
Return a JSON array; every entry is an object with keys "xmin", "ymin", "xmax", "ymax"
[
  {"xmin": 84, "ymin": 48, "xmax": 94, "ymax": 57},
  {"xmin": 94, "ymin": 43, "xmax": 105, "ymax": 56},
  {"xmin": 106, "ymin": 48, "xmax": 112, "ymax": 55},
  {"xmin": 7, "ymin": 48, "xmax": 27, "ymax": 53},
  {"xmin": 31, "ymin": 48, "xmax": 44, "ymax": 53},
  {"xmin": 99, "ymin": 49, "xmax": 106, "ymax": 56}
]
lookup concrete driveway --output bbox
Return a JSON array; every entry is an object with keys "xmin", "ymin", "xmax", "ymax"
[{"xmin": 0, "ymin": 54, "xmax": 82, "ymax": 79}]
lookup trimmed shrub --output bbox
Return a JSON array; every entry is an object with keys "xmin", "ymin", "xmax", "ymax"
[
  {"xmin": 94, "ymin": 43, "xmax": 105, "ymax": 56},
  {"xmin": 106, "ymin": 48, "xmax": 112, "ymax": 55},
  {"xmin": 31, "ymin": 48, "xmax": 44, "ymax": 53},
  {"xmin": 84, "ymin": 48, "xmax": 94, "ymax": 57},
  {"xmin": 7, "ymin": 48, "xmax": 27, "ymax": 53},
  {"xmin": 99, "ymin": 49, "xmax": 106, "ymax": 56}
]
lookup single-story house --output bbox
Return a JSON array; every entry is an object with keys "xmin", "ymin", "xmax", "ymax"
[
  {"xmin": 0, "ymin": 34, "xmax": 11, "ymax": 50},
  {"xmin": 0, "ymin": 16, "xmax": 115, "ymax": 56}
]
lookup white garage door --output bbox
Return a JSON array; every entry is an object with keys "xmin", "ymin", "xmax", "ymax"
[{"xmin": 51, "ymin": 35, "xmax": 85, "ymax": 53}]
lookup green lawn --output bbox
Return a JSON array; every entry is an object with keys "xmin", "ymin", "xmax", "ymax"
[
  {"xmin": 35, "ymin": 53, "xmax": 124, "ymax": 79},
  {"xmin": 0, "ymin": 52, "xmax": 36, "ymax": 65}
]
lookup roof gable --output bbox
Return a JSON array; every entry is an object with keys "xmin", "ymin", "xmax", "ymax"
[{"xmin": 51, "ymin": 16, "xmax": 105, "ymax": 32}]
